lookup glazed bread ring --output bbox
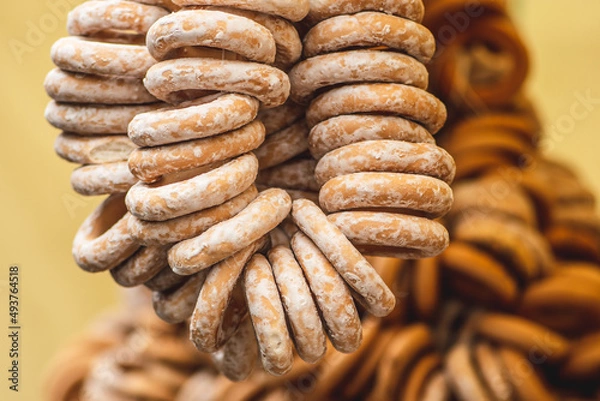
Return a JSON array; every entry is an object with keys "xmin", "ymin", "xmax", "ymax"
[
  {"xmin": 152, "ymin": 270, "xmax": 207, "ymax": 324},
  {"xmin": 72, "ymin": 193, "xmax": 138, "ymax": 272},
  {"xmin": 305, "ymin": 0, "xmax": 425, "ymax": 24},
  {"xmin": 71, "ymin": 161, "xmax": 138, "ymax": 196},
  {"xmin": 128, "ymin": 94, "xmax": 259, "ymax": 147},
  {"xmin": 54, "ymin": 133, "xmax": 136, "ymax": 164},
  {"xmin": 173, "ymin": 0, "xmax": 310, "ymax": 21},
  {"xmin": 292, "ymin": 199, "xmax": 396, "ymax": 317},
  {"xmin": 169, "ymin": 188, "xmax": 291, "ymax": 275},
  {"xmin": 110, "ymin": 245, "xmax": 169, "ymax": 287},
  {"xmin": 308, "ymin": 115, "xmax": 435, "ymax": 160},
  {"xmin": 125, "ymin": 153, "xmax": 258, "ymax": 221}
]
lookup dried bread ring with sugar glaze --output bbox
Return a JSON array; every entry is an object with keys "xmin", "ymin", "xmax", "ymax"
[
  {"xmin": 67, "ymin": 0, "xmax": 169, "ymax": 37},
  {"xmin": 50, "ymin": 37, "xmax": 156, "ymax": 78},
  {"xmin": 314, "ymin": 140, "xmax": 456, "ymax": 186},
  {"xmin": 110, "ymin": 245, "xmax": 169, "ymax": 288},
  {"xmin": 126, "ymin": 153, "xmax": 258, "ymax": 222},
  {"xmin": 308, "ymin": 115, "xmax": 435, "ymax": 160},
  {"xmin": 72, "ymin": 193, "xmax": 139, "ymax": 272},
  {"xmin": 290, "ymin": 231, "xmax": 362, "ymax": 353},
  {"xmin": 306, "ymin": 0, "xmax": 424, "ymax": 23},
  {"xmin": 292, "ymin": 199, "xmax": 396, "ymax": 317},
  {"xmin": 328, "ymin": 211, "xmax": 449, "ymax": 259},
  {"xmin": 319, "ymin": 173, "xmax": 453, "ymax": 218},
  {"xmin": 54, "ymin": 133, "xmax": 136, "ymax": 164},
  {"xmin": 128, "ymin": 120, "xmax": 265, "ymax": 183},
  {"xmin": 244, "ymin": 254, "xmax": 294, "ymax": 376},
  {"xmin": 289, "ymin": 50, "xmax": 429, "ymax": 104},
  {"xmin": 306, "ymin": 83, "xmax": 447, "ymax": 133},
  {"xmin": 254, "ymin": 120, "xmax": 308, "ymax": 170},
  {"xmin": 169, "ymin": 188, "xmax": 291, "ymax": 275},
  {"xmin": 128, "ymin": 186, "xmax": 257, "ymax": 246},
  {"xmin": 303, "ymin": 12, "xmax": 435, "ymax": 63},
  {"xmin": 71, "ymin": 161, "xmax": 138, "ymax": 196},
  {"xmin": 173, "ymin": 0, "xmax": 309, "ymax": 21}
]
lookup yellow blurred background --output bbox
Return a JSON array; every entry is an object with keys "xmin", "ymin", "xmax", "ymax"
[{"xmin": 0, "ymin": 1, "xmax": 599, "ymax": 399}]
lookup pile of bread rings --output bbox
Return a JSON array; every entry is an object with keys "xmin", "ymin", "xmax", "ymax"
[{"xmin": 44, "ymin": 0, "xmax": 600, "ymax": 400}]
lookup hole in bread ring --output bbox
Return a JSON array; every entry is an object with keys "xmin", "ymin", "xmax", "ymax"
[
  {"xmin": 110, "ymin": 245, "xmax": 170, "ymax": 287},
  {"xmin": 256, "ymin": 158, "xmax": 320, "ymax": 192},
  {"xmin": 314, "ymin": 140, "xmax": 456, "ymax": 186},
  {"xmin": 173, "ymin": 0, "xmax": 310, "ymax": 22},
  {"xmin": 72, "ymin": 193, "xmax": 139, "ymax": 272},
  {"xmin": 145, "ymin": 266, "xmax": 187, "ymax": 292},
  {"xmin": 306, "ymin": 83, "xmax": 447, "ymax": 134},
  {"xmin": 71, "ymin": 161, "xmax": 138, "ymax": 196},
  {"xmin": 169, "ymin": 188, "xmax": 291, "ymax": 275},
  {"xmin": 328, "ymin": 211, "xmax": 450, "ymax": 259},
  {"xmin": 51, "ymin": 37, "xmax": 156, "ymax": 78},
  {"xmin": 55, "ymin": 133, "xmax": 136, "ymax": 164},
  {"xmin": 126, "ymin": 153, "xmax": 258, "ymax": 222},
  {"xmin": 289, "ymin": 50, "xmax": 429, "ymax": 104},
  {"xmin": 255, "ymin": 120, "xmax": 308, "ymax": 170},
  {"xmin": 319, "ymin": 172, "xmax": 454, "ymax": 218},
  {"xmin": 305, "ymin": 0, "xmax": 424, "ymax": 24},
  {"xmin": 153, "ymin": 270, "xmax": 207, "ymax": 324},
  {"xmin": 303, "ymin": 12, "xmax": 435, "ymax": 63},
  {"xmin": 257, "ymin": 101, "xmax": 304, "ymax": 135}
]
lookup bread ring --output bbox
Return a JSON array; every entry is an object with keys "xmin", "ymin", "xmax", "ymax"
[
  {"xmin": 402, "ymin": 353, "xmax": 441, "ymax": 401},
  {"xmin": 315, "ymin": 140, "xmax": 456, "ymax": 185},
  {"xmin": 211, "ymin": 318, "xmax": 258, "ymax": 382},
  {"xmin": 420, "ymin": 372, "xmax": 449, "ymax": 401},
  {"xmin": 144, "ymin": 58, "xmax": 290, "ymax": 107},
  {"xmin": 44, "ymin": 69, "xmax": 154, "ymax": 105},
  {"xmin": 152, "ymin": 270, "xmax": 207, "ymax": 324},
  {"xmin": 290, "ymin": 231, "xmax": 361, "ymax": 353},
  {"xmin": 292, "ymin": 199, "xmax": 395, "ymax": 317},
  {"xmin": 328, "ymin": 211, "xmax": 449, "ymax": 259},
  {"xmin": 305, "ymin": 0, "xmax": 424, "ymax": 24},
  {"xmin": 147, "ymin": 10, "xmax": 276, "ymax": 63},
  {"xmin": 306, "ymin": 83, "xmax": 447, "ymax": 134},
  {"xmin": 254, "ymin": 120, "xmax": 308, "ymax": 170},
  {"xmin": 46, "ymin": 101, "xmax": 162, "ymax": 135},
  {"xmin": 110, "ymin": 245, "xmax": 169, "ymax": 287},
  {"xmin": 67, "ymin": 0, "xmax": 169, "ymax": 37},
  {"xmin": 256, "ymin": 158, "xmax": 320, "ymax": 192},
  {"xmin": 72, "ymin": 193, "xmax": 138, "ymax": 272},
  {"xmin": 173, "ymin": 0, "xmax": 309, "ymax": 22},
  {"xmin": 290, "ymin": 50, "xmax": 429, "ymax": 104},
  {"xmin": 303, "ymin": 12, "xmax": 435, "ymax": 63},
  {"xmin": 126, "ymin": 153, "xmax": 258, "ymax": 221},
  {"xmin": 257, "ymin": 101, "xmax": 304, "ymax": 135},
  {"xmin": 309, "ymin": 114, "xmax": 435, "ymax": 160},
  {"xmin": 561, "ymin": 332, "xmax": 600, "ymax": 380},
  {"xmin": 169, "ymin": 188, "xmax": 291, "ymax": 274},
  {"xmin": 412, "ymin": 257, "xmax": 441, "ymax": 321},
  {"xmin": 244, "ymin": 254, "xmax": 294, "ymax": 376},
  {"xmin": 445, "ymin": 343, "xmax": 492, "ymax": 401},
  {"xmin": 54, "ymin": 133, "xmax": 136, "ymax": 164},
  {"xmin": 498, "ymin": 347, "xmax": 557, "ymax": 401},
  {"xmin": 320, "ymin": 173, "xmax": 453, "ymax": 218},
  {"xmin": 268, "ymin": 245, "xmax": 327, "ymax": 363},
  {"xmin": 71, "ymin": 161, "xmax": 138, "ymax": 196},
  {"xmin": 474, "ymin": 342, "xmax": 513, "ymax": 401},
  {"xmin": 129, "ymin": 185, "xmax": 258, "ymax": 246},
  {"xmin": 136, "ymin": 0, "xmax": 179, "ymax": 11},
  {"xmin": 129, "ymin": 120, "xmax": 265, "ymax": 182},
  {"xmin": 128, "ymin": 94, "xmax": 259, "ymax": 147},
  {"xmin": 50, "ymin": 37, "xmax": 156, "ymax": 78},
  {"xmin": 144, "ymin": 267, "xmax": 187, "ymax": 292}
]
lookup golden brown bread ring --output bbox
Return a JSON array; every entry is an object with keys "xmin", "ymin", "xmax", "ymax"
[
  {"xmin": 289, "ymin": 50, "xmax": 429, "ymax": 104},
  {"xmin": 144, "ymin": 58, "xmax": 290, "ymax": 107},
  {"xmin": 128, "ymin": 94, "xmax": 259, "ymax": 147},
  {"xmin": 308, "ymin": 114, "xmax": 435, "ymax": 160},
  {"xmin": 329, "ymin": 211, "xmax": 450, "ymax": 259},
  {"xmin": 314, "ymin": 140, "xmax": 456, "ymax": 186},
  {"xmin": 420, "ymin": 371, "xmax": 449, "ymax": 401},
  {"xmin": 306, "ymin": 0, "xmax": 424, "ymax": 24},
  {"xmin": 254, "ymin": 120, "xmax": 308, "ymax": 170},
  {"xmin": 173, "ymin": 0, "xmax": 310, "ymax": 22},
  {"xmin": 412, "ymin": 257, "xmax": 441, "ymax": 321},
  {"xmin": 190, "ymin": 240, "xmax": 264, "ymax": 352},
  {"xmin": 128, "ymin": 186, "xmax": 257, "ymax": 246},
  {"xmin": 445, "ymin": 343, "xmax": 492, "ymax": 401},
  {"xmin": 306, "ymin": 83, "xmax": 447, "ymax": 134},
  {"xmin": 146, "ymin": 10, "xmax": 276, "ymax": 63},
  {"xmin": 44, "ymin": 69, "xmax": 155, "ymax": 105},
  {"xmin": 473, "ymin": 342, "xmax": 513, "ymax": 401},
  {"xmin": 125, "ymin": 153, "xmax": 258, "ymax": 222},
  {"xmin": 257, "ymin": 101, "xmax": 304, "ymax": 135},
  {"xmin": 498, "ymin": 347, "xmax": 558, "ymax": 401},
  {"xmin": 152, "ymin": 270, "xmax": 207, "ymax": 324},
  {"xmin": 211, "ymin": 318, "xmax": 258, "ymax": 382},
  {"xmin": 292, "ymin": 199, "xmax": 396, "ymax": 317},
  {"xmin": 72, "ymin": 194, "xmax": 139, "ymax": 272},
  {"xmin": 55, "ymin": 133, "xmax": 136, "ymax": 164},
  {"xmin": 290, "ymin": 231, "xmax": 361, "ymax": 353},
  {"xmin": 50, "ymin": 37, "xmax": 156, "ymax": 78},
  {"xmin": 402, "ymin": 353, "xmax": 442, "ymax": 401},
  {"xmin": 244, "ymin": 254, "xmax": 294, "ymax": 376},
  {"xmin": 303, "ymin": 12, "xmax": 434, "ymax": 63},
  {"xmin": 319, "ymin": 173, "xmax": 453, "ymax": 218},
  {"xmin": 169, "ymin": 188, "xmax": 291, "ymax": 275},
  {"xmin": 561, "ymin": 332, "xmax": 600, "ymax": 380},
  {"xmin": 129, "ymin": 120, "xmax": 265, "ymax": 183},
  {"xmin": 71, "ymin": 161, "xmax": 138, "ymax": 196},
  {"xmin": 110, "ymin": 245, "xmax": 169, "ymax": 287},
  {"xmin": 256, "ymin": 158, "xmax": 320, "ymax": 192},
  {"xmin": 67, "ymin": 0, "xmax": 169, "ymax": 37}
]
